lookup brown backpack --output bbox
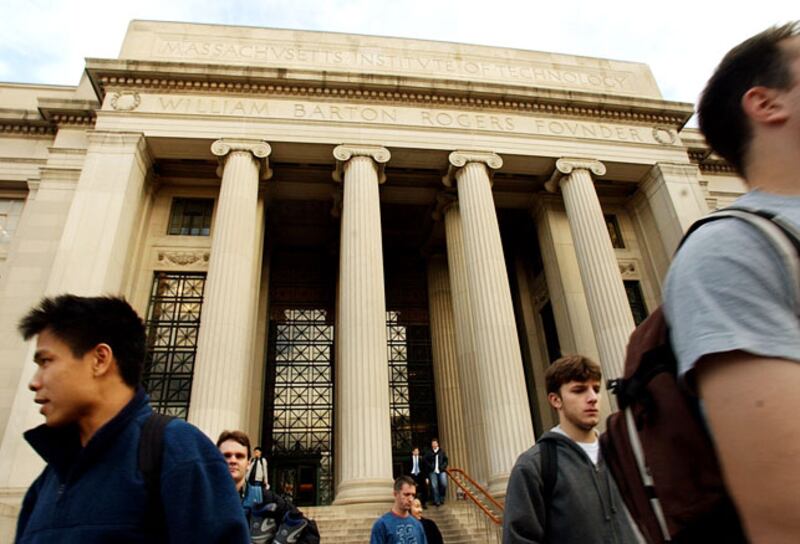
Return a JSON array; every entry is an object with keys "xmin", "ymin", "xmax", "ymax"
[{"xmin": 600, "ymin": 208, "xmax": 800, "ymax": 543}]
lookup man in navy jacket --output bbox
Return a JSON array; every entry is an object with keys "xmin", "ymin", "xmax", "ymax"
[{"xmin": 14, "ymin": 294, "xmax": 249, "ymax": 543}]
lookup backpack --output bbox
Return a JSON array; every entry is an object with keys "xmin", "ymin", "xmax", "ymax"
[{"xmin": 599, "ymin": 207, "xmax": 800, "ymax": 543}]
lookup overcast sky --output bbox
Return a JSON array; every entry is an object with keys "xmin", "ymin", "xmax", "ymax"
[{"xmin": 0, "ymin": 0, "xmax": 796, "ymax": 108}]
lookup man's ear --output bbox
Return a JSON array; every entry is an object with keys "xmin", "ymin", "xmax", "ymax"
[
  {"xmin": 90, "ymin": 343, "xmax": 114, "ymax": 378},
  {"xmin": 742, "ymin": 86, "xmax": 790, "ymax": 125},
  {"xmin": 547, "ymin": 391, "xmax": 562, "ymax": 410}
]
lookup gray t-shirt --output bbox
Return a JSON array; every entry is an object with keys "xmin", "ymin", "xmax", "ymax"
[{"xmin": 664, "ymin": 190, "xmax": 800, "ymax": 384}]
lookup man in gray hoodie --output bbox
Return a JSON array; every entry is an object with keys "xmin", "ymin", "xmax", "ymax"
[{"xmin": 502, "ymin": 355, "xmax": 639, "ymax": 544}]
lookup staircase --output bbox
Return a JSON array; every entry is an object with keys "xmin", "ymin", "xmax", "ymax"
[{"xmin": 304, "ymin": 499, "xmax": 502, "ymax": 543}]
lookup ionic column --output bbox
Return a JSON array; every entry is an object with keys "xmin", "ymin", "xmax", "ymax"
[
  {"xmin": 426, "ymin": 254, "xmax": 470, "ymax": 476},
  {"xmin": 440, "ymin": 197, "xmax": 488, "ymax": 486},
  {"xmin": 188, "ymin": 139, "xmax": 271, "ymax": 439},
  {"xmin": 545, "ymin": 158, "xmax": 635, "ymax": 382},
  {"xmin": 332, "ymin": 145, "xmax": 393, "ymax": 504},
  {"xmin": 444, "ymin": 151, "xmax": 534, "ymax": 497}
]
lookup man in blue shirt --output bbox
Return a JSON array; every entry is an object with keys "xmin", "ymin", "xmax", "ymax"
[
  {"xmin": 15, "ymin": 294, "xmax": 249, "ymax": 543},
  {"xmin": 370, "ymin": 476, "xmax": 428, "ymax": 544},
  {"xmin": 664, "ymin": 21, "xmax": 800, "ymax": 542}
]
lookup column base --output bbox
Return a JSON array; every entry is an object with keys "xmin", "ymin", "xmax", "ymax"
[{"xmin": 334, "ymin": 478, "xmax": 394, "ymax": 505}]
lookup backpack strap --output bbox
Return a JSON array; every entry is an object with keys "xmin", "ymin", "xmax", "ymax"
[
  {"xmin": 540, "ymin": 440, "xmax": 558, "ymax": 533},
  {"xmin": 139, "ymin": 412, "xmax": 176, "ymax": 532},
  {"xmin": 681, "ymin": 207, "xmax": 800, "ymax": 312}
]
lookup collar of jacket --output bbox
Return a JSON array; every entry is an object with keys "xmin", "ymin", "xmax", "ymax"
[{"xmin": 24, "ymin": 387, "xmax": 150, "ymax": 481}]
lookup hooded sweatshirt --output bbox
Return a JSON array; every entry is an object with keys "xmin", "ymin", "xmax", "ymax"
[{"xmin": 503, "ymin": 431, "xmax": 639, "ymax": 544}]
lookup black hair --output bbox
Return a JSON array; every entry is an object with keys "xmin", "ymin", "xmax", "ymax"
[{"xmin": 19, "ymin": 294, "xmax": 146, "ymax": 388}]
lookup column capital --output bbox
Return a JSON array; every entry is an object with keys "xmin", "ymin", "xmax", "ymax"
[
  {"xmin": 442, "ymin": 150, "xmax": 503, "ymax": 187},
  {"xmin": 332, "ymin": 144, "xmax": 391, "ymax": 183},
  {"xmin": 211, "ymin": 138, "xmax": 273, "ymax": 179},
  {"xmin": 545, "ymin": 157, "xmax": 606, "ymax": 193}
]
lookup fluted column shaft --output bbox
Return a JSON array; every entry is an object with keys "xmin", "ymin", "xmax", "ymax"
[
  {"xmin": 445, "ymin": 151, "xmax": 535, "ymax": 497},
  {"xmin": 333, "ymin": 145, "xmax": 393, "ymax": 504},
  {"xmin": 188, "ymin": 139, "xmax": 270, "ymax": 439},
  {"xmin": 549, "ymin": 158, "xmax": 635, "ymax": 382},
  {"xmin": 443, "ymin": 202, "xmax": 488, "ymax": 486},
  {"xmin": 427, "ymin": 255, "xmax": 470, "ymax": 477}
]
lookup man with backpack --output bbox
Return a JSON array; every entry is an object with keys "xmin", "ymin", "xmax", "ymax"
[
  {"xmin": 503, "ymin": 355, "xmax": 639, "ymax": 544},
  {"xmin": 661, "ymin": 21, "xmax": 800, "ymax": 543},
  {"xmin": 217, "ymin": 430, "xmax": 320, "ymax": 544},
  {"xmin": 14, "ymin": 294, "xmax": 249, "ymax": 543}
]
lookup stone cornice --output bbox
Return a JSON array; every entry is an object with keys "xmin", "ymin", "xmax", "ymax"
[
  {"xmin": 442, "ymin": 150, "xmax": 503, "ymax": 187},
  {"xmin": 85, "ymin": 59, "xmax": 693, "ymax": 128},
  {"xmin": 545, "ymin": 158, "xmax": 606, "ymax": 193},
  {"xmin": 332, "ymin": 144, "xmax": 391, "ymax": 184},
  {"xmin": 211, "ymin": 138, "xmax": 273, "ymax": 180}
]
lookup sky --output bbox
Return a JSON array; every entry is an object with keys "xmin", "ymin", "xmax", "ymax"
[{"xmin": 0, "ymin": 0, "xmax": 796, "ymax": 109}]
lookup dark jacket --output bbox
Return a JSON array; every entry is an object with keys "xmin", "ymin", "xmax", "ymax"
[
  {"xmin": 420, "ymin": 517, "xmax": 443, "ymax": 544},
  {"xmin": 423, "ymin": 447, "xmax": 448, "ymax": 473},
  {"xmin": 502, "ymin": 431, "xmax": 639, "ymax": 544},
  {"xmin": 16, "ymin": 388, "xmax": 249, "ymax": 543}
]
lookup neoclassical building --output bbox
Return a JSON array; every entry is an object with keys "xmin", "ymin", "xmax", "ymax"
[{"xmin": 0, "ymin": 19, "xmax": 743, "ymax": 530}]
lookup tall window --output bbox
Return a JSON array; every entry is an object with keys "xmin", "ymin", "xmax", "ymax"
[
  {"xmin": 143, "ymin": 272, "xmax": 206, "ymax": 418},
  {"xmin": 266, "ymin": 308, "xmax": 334, "ymax": 505},
  {"xmin": 604, "ymin": 214, "xmax": 625, "ymax": 249},
  {"xmin": 168, "ymin": 198, "xmax": 214, "ymax": 236},
  {"xmin": 624, "ymin": 280, "xmax": 648, "ymax": 325},
  {"xmin": 387, "ymin": 312, "xmax": 438, "ymax": 463}
]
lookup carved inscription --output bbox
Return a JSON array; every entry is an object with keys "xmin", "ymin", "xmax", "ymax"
[
  {"xmin": 531, "ymin": 119, "xmax": 645, "ymax": 142},
  {"xmin": 293, "ymin": 103, "xmax": 397, "ymax": 123},
  {"xmin": 157, "ymin": 97, "xmax": 269, "ymax": 116},
  {"xmin": 140, "ymin": 94, "xmax": 672, "ymax": 145},
  {"xmin": 153, "ymin": 36, "xmax": 639, "ymax": 94}
]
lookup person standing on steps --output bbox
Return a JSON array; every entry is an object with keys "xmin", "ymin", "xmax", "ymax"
[
  {"xmin": 424, "ymin": 438, "xmax": 448, "ymax": 507},
  {"xmin": 408, "ymin": 446, "xmax": 429, "ymax": 508}
]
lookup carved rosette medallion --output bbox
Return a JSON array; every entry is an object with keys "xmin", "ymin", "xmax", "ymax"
[
  {"xmin": 545, "ymin": 157, "xmax": 606, "ymax": 193},
  {"xmin": 652, "ymin": 127, "xmax": 677, "ymax": 145},
  {"xmin": 109, "ymin": 91, "xmax": 141, "ymax": 112},
  {"xmin": 442, "ymin": 150, "xmax": 503, "ymax": 187},
  {"xmin": 332, "ymin": 144, "xmax": 391, "ymax": 184}
]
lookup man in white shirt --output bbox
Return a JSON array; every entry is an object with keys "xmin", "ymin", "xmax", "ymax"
[{"xmin": 246, "ymin": 446, "xmax": 269, "ymax": 490}]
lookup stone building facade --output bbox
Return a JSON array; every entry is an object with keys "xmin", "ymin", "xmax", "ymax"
[{"xmin": 0, "ymin": 19, "xmax": 744, "ymax": 527}]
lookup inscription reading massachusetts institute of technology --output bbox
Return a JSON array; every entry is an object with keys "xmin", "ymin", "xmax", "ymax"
[{"xmin": 152, "ymin": 36, "xmax": 639, "ymax": 95}]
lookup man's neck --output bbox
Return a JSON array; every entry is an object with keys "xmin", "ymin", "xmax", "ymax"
[
  {"xmin": 556, "ymin": 421, "xmax": 596, "ymax": 444},
  {"xmin": 745, "ymin": 139, "xmax": 800, "ymax": 196},
  {"xmin": 391, "ymin": 506, "xmax": 409, "ymax": 518},
  {"xmin": 77, "ymin": 385, "xmax": 136, "ymax": 446}
]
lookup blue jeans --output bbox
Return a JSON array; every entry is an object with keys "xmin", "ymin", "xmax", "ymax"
[{"xmin": 429, "ymin": 471, "xmax": 447, "ymax": 504}]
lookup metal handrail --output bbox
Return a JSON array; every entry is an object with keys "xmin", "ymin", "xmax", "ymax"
[{"xmin": 445, "ymin": 467, "xmax": 504, "ymax": 525}]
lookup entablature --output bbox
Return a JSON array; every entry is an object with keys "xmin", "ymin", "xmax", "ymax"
[{"xmin": 85, "ymin": 58, "xmax": 694, "ymax": 129}]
